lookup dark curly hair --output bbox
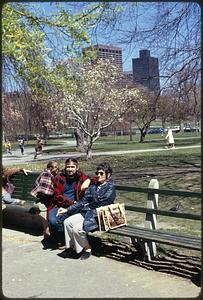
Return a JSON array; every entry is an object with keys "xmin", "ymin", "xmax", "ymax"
[
  {"xmin": 65, "ymin": 157, "xmax": 78, "ymax": 166},
  {"xmin": 96, "ymin": 162, "xmax": 113, "ymax": 176}
]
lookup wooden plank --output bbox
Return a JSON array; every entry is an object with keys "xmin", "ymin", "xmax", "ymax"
[
  {"xmin": 125, "ymin": 206, "xmax": 201, "ymax": 220},
  {"xmin": 109, "ymin": 227, "xmax": 201, "ymax": 250},
  {"xmin": 145, "ymin": 178, "xmax": 159, "ymax": 259},
  {"xmin": 116, "ymin": 185, "xmax": 201, "ymax": 198},
  {"xmin": 118, "ymin": 226, "xmax": 201, "ymax": 245}
]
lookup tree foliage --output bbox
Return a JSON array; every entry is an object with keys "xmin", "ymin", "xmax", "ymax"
[
  {"xmin": 46, "ymin": 59, "xmax": 141, "ymax": 158},
  {"xmin": 2, "ymin": 2, "xmax": 122, "ymax": 93},
  {"xmin": 127, "ymin": 85, "xmax": 159, "ymax": 142},
  {"xmin": 2, "ymin": 2, "xmax": 200, "ymax": 142}
]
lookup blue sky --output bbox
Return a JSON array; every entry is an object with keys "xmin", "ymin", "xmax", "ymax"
[
  {"xmin": 4, "ymin": 2, "xmax": 200, "ymax": 91},
  {"xmin": 26, "ymin": 1, "xmax": 158, "ymax": 72}
]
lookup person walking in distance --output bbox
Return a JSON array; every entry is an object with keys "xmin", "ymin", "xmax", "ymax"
[
  {"xmin": 4, "ymin": 140, "xmax": 12, "ymax": 155},
  {"xmin": 165, "ymin": 128, "xmax": 175, "ymax": 149},
  {"xmin": 18, "ymin": 138, "xmax": 25, "ymax": 155},
  {"xmin": 34, "ymin": 137, "xmax": 44, "ymax": 159}
]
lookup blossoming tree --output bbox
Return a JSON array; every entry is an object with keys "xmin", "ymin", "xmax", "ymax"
[{"xmin": 48, "ymin": 59, "xmax": 141, "ymax": 159}]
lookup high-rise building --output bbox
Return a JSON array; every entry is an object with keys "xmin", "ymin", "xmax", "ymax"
[
  {"xmin": 132, "ymin": 49, "xmax": 160, "ymax": 93},
  {"xmin": 83, "ymin": 44, "xmax": 123, "ymax": 71},
  {"xmin": 123, "ymin": 71, "xmax": 133, "ymax": 81}
]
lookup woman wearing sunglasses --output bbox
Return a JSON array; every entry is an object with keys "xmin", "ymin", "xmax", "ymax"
[{"xmin": 57, "ymin": 162, "xmax": 116, "ymax": 260}]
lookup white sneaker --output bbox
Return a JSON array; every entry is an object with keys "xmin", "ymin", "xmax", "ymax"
[
  {"xmin": 2, "ymin": 203, "xmax": 6, "ymax": 210},
  {"xmin": 16, "ymin": 200, "xmax": 26, "ymax": 206}
]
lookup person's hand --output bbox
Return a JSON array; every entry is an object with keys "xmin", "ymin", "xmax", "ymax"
[
  {"xmin": 22, "ymin": 169, "xmax": 32, "ymax": 176},
  {"xmin": 56, "ymin": 207, "xmax": 68, "ymax": 216},
  {"xmin": 81, "ymin": 179, "xmax": 91, "ymax": 191}
]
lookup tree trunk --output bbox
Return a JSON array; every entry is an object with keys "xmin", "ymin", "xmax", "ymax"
[
  {"xmin": 86, "ymin": 145, "xmax": 93, "ymax": 160},
  {"xmin": 179, "ymin": 122, "xmax": 184, "ymax": 132},
  {"xmin": 139, "ymin": 129, "xmax": 146, "ymax": 143},
  {"xmin": 161, "ymin": 119, "xmax": 166, "ymax": 129},
  {"xmin": 74, "ymin": 127, "xmax": 85, "ymax": 152},
  {"xmin": 129, "ymin": 120, "xmax": 133, "ymax": 141},
  {"xmin": 86, "ymin": 136, "xmax": 93, "ymax": 160},
  {"xmin": 195, "ymin": 118, "xmax": 200, "ymax": 135},
  {"xmin": 40, "ymin": 125, "xmax": 49, "ymax": 140},
  {"xmin": 2, "ymin": 130, "xmax": 5, "ymax": 143}
]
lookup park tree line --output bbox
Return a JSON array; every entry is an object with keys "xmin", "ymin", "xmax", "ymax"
[{"xmin": 2, "ymin": 2, "xmax": 201, "ymax": 158}]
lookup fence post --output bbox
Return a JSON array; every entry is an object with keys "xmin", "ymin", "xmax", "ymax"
[{"xmin": 145, "ymin": 179, "xmax": 159, "ymax": 261}]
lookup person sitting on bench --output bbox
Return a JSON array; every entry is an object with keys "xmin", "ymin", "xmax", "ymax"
[
  {"xmin": 57, "ymin": 162, "xmax": 116, "ymax": 260},
  {"xmin": 48, "ymin": 158, "xmax": 91, "ymax": 247},
  {"xmin": 30, "ymin": 160, "xmax": 60, "ymax": 239},
  {"xmin": 2, "ymin": 166, "xmax": 31, "ymax": 207}
]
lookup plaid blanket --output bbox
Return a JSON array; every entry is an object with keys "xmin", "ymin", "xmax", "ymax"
[{"xmin": 31, "ymin": 170, "xmax": 54, "ymax": 197}]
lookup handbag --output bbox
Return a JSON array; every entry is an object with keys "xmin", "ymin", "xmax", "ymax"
[{"xmin": 96, "ymin": 203, "xmax": 127, "ymax": 231}]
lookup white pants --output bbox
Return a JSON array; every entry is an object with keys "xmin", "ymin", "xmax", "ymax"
[{"xmin": 63, "ymin": 213, "xmax": 89, "ymax": 253}]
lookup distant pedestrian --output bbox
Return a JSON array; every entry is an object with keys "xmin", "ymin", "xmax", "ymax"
[
  {"xmin": 4, "ymin": 140, "xmax": 12, "ymax": 154},
  {"xmin": 165, "ymin": 128, "xmax": 175, "ymax": 149},
  {"xmin": 34, "ymin": 137, "xmax": 44, "ymax": 159},
  {"xmin": 18, "ymin": 138, "xmax": 25, "ymax": 155}
]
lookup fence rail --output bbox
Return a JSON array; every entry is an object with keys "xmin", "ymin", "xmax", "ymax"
[
  {"xmin": 115, "ymin": 185, "xmax": 201, "ymax": 198},
  {"xmin": 124, "ymin": 205, "xmax": 201, "ymax": 220},
  {"xmin": 116, "ymin": 184, "xmax": 201, "ymax": 221},
  {"xmin": 116, "ymin": 179, "xmax": 201, "ymax": 260}
]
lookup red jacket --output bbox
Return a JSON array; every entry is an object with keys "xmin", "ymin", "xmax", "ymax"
[{"xmin": 48, "ymin": 170, "xmax": 89, "ymax": 211}]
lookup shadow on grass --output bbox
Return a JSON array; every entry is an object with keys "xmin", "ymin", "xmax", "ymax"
[{"xmin": 89, "ymin": 235, "xmax": 201, "ymax": 287}]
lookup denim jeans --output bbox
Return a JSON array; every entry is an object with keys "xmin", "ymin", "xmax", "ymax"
[
  {"xmin": 48, "ymin": 207, "xmax": 69, "ymax": 237},
  {"xmin": 2, "ymin": 191, "xmax": 19, "ymax": 204}
]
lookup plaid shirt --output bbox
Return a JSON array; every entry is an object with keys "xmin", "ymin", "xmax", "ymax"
[{"xmin": 30, "ymin": 170, "xmax": 54, "ymax": 198}]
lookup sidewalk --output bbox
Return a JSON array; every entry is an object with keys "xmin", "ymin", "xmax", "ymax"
[
  {"xmin": 2, "ymin": 144, "xmax": 201, "ymax": 166},
  {"xmin": 2, "ymin": 228, "xmax": 200, "ymax": 298}
]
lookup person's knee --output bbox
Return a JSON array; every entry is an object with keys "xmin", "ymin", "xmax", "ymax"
[
  {"xmin": 48, "ymin": 210, "xmax": 58, "ymax": 226},
  {"xmin": 72, "ymin": 223, "xmax": 84, "ymax": 235},
  {"xmin": 64, "ymin": 217, "xmax": 72, "ymax": 229},
  {"xmin": 48, "ymin": 216, "xmax": 57, "ymax": 227}
]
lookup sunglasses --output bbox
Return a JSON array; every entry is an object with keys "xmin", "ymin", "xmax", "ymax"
[{"xmin": 95, "ymin": 171, "xmax": 105, "ymax": 176}]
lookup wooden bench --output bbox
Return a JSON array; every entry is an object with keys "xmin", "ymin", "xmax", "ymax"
[
  {"xmin": 90, "ymin": 179, "xmax": 201, "ymax": 260},
  {"xmin": 2, "ymin": 173, "xmax": 201, "ymax": 261}
]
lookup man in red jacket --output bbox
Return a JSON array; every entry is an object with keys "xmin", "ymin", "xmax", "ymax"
[{"xmin": 48, "ymin": 158, "xmax": 90, "ymax": 246}]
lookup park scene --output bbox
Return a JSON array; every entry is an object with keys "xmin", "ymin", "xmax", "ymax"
[{"xmin": 2, "ymin": 2, "xmax": 201, "ymax": 298}]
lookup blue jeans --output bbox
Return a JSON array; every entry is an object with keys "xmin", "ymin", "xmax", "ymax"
[
  {"xmin": 2, "ymin": 191, "xmax": 19, "ymax": 204},
  {"xmin": 48, "ymin": 207, "xmax": 69, "ymax": 238}
]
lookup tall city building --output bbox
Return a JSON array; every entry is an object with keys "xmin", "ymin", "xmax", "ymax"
[
  {"xmin": 123, "ymin": 70, "xmax": 133, "ymax": 81},
  {"xmin": 83, "ymin": 44, "xmax": 123, "ymax": 71},
  {"xmin": 132, "ymin": 49, "xmax": 160, "ymax": 93}
]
